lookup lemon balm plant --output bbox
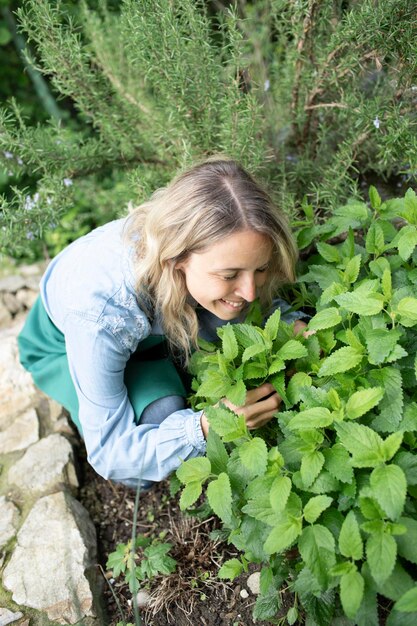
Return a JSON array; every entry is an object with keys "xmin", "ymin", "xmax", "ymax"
[{"xmin": 177, "ymin": 187, "xmax": 417, "ymax": 625}]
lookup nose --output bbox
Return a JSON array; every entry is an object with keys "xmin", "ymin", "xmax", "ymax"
[{"xmin": 234, "ymin": 273, "xmax": 257, "ymax": 302}]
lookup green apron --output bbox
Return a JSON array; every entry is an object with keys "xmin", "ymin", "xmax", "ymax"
[{"xmin": 17, "ymin": 297, "xmax": 186, "ymax": 436}]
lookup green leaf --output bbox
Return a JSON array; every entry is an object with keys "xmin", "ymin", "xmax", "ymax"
[
  {"xmin": 206, "ymin": 429, "xmax": 229, "ymax": 475},
  {"xmin": 393, "ymin": 225, "xmax": 417, "ymax": 261},
  {"xmin": 369, "ymin": 367, "xmax": 403, "ymax": 432},
  {"xmin": 268, "ymin": 357, "xmax": 285, "ymax": 375},
  {"xmin": 344, "ymin": 255, "xmax": 362, "ymax": 284},
  {"xmin": 366, "ymin": 532, "xmax": 397, "ymax": 586},
  {"xmin": 335, "ymin": 422, "xmax": 384, "ymax": 468},
  {"xmin": 198, "ymin": 371, "xmax": 231, "ymax": 399},
  {"xmin": 370, "ymin": 464, "xmax": 407, "ymax": 520},
  {"xmin": 339, "ymin": 511, "xmax": 363, "ymax": 560},
  {"xmin": 176, "ymin": 457, "xmax": 211, "ymax": 485},
  {"xmin": 264, "ymin": 308, "xmax": 281, "ymax": 342},
  {"xmin": 316, "ymin": 241, "xmax": 341, "ymax": 263},
  {"xmin": 179, "ymin": 481, "xmax": 203, "ymax": 510},
  {"xmin": 207, "ymin": 473, "xmax": 232, "ymax": 524},
  {"xmin": 366, "ymin": 222, "xmax": 385, "ymax": 255},
  {"xmin": 340, "ymin": 570, "xmax": 365, "ymax": 620},
  {"xmin": 225, "ymin": 379, "xmax": 246, "ymax": 406},
  {"xmin": 308, "ymin": 307, "xmax": 342, "ymax": 331},
  {"xmin": 299, "ymin": 524, "xmax": 336, "ymax": 588},
  {"xmin": 288, "ymin": 407, "xmax": 333, "ymax": 430},
  {"xmin": 270, "ymin": 475, "xmax": 292, "ymax": 513},
  {"xmin": 242, "ymin": 343, "xmax": 267, "ymax": 362},
  {"xmin": 396, "ymin": 517, "xmax": 417, "ymax": 565},
  {"xmin": 298, "ymin": 264, "xmax": 342, "ymax": 289},
  {"xmin": 242, "ymin": 494, "xmax": 280, "ymax": 526},
  {"xmin": 397, "ymin": 297, "xmax": 417, "ymax": 327},
  {"xmin": 382, "ymin": 432, "xmax": 403, "ymax": 463},
  {"xmin": 318, "ymin": 346, "xmax": 363, "ymax": 377},
  {"xmin": 395, "ymin": 451, "xmax": 417, "ymax": 485},
  {"xmin": 346, "ymin": 387, "xmax": 384, "ymax": 420},
  {"xmin": 252, "ymin": 590, "xmax": 281, "ymax": 621},
  {"xmin": 243, "ymin": 361, "xmax": 268, "ymax": 379},
  {"xmin": 303, "ymin": 495, "xmax": 333, "ymax": 524},
  {"xmin": 301, "ymin": 451, "xmax": 325, "ymax": 488},
  {"xmin": 369, "ymin": 185, "xmax": 382, "ymax": 210},
  {"xmin": 335, "ymin": 290, "xmax": 385, "ymax": 316},
  {"xmin": 264, "ymin": 516, "xmax": 303, "ymax": 555},
  {"xmin": 403, "ymin": 188, "xmax": 417, "ymax": 224},
  {"xmin": 394, "ymin": 588, "xmax": 417, "ymax": 613},
  {"xmin": 324, "ymin": 444, "xmax": 354, "ymax": 483},
  {"xmin": 382, "ymin": 268, "xmax": 392, "ymax": 300},
  {"xmin": 365, "ymin": 329, "xmax": 402, "ymax": 365},
  {"xmin": 287, "ymin": 372, "xmax": 312, "ymax": 406},
  {"xmin": 239, "ymin": 437, "xmax": 268, "ymax": 476},
  {"xmin": 222, "ymin": 324, "xmax": 239, "ymax": 361},
  {"xmin": 277, "ymin": 339, "xmax": 308, "ymax": 360},
  {"xmin": 218, "ymin": 558, "xmax": 244, "ymax": 580},
  {"xmin": 205, "ymin": 405, "xmax": 247, "ymax": 440}
]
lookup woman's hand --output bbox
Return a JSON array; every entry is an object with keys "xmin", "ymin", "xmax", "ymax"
[{"xmin": 200, "ymin": 382, "xmax": 281, "ymax": 438}]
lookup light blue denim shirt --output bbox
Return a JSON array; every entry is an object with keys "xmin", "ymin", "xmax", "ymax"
[
  {"xmin": 40, "ymin": 217, "xmax": 305, "ymax": 488},
  {"xmin": 40, "ymin": 217, "xmax": 206, "ymax": 486}
]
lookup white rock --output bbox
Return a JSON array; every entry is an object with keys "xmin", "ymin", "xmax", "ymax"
[
  {"xmin": 3, "ymin": 491, "xmax": 97, "ymax": 624},
  {"xmin": 0, "ymin": 408, "xmax": 39, "ymax": 454},
  {"xmin": 0, "ymin": 322, "xmax": 38, "ymax": 427},
  {"xmin": 247, "ymin": 571, "xmax": 261, "ymax": 595},
  {"xmin": 135, "ymin": 589, "xmax": 151, "ymax": 608},
  {"xmin": 240, "ymin": 588, "xmax": 249, "ymax": 599},
  {"xmin": 0, "ymin": 300, "xmax": 12, "ymax": 328},
  {"xmin": 0, "ymin": 608, "xmax": 23, "ymax": 626},
  {"xmin": 1, "ymin": 292, "xmax": 21, "ymax": 315},
  {"xmin": 0, "ymin": 275, "xmax": 25, "ymax": 292},
  {"xmin": 15, "ymin": 289, "xmax": 38, "ymax": 310},
  {"xmin": 7, "ymin": 433, "xmax": 78, "ymax": 493},
  {"xmin": 0, "ymin": 497, "xmax": 19, "ymax": 548}
]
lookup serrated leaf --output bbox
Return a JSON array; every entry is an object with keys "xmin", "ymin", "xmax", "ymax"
[
  {"xmin": 339, "ymin": 511, "xmax": 363, "ymax": 560},
  {"xmin": 298, "ymin": 265, "xmax": 342, "ymax": 289},
  {"xmin": 268, "ymin": 357, "xmax": 285, "ymax": 375},
  {"xmin": 382, "ymin": 432, "xmax": 403, "ymax": 463},
  {"xmin": 369, "ymin": 185, "xmax": 382, "ymax": 209},
  {"xmin": 366, "ymin": 222, "xmax": 385, "ymax": 255},
  {"xmin": 205, "ymin": 405, "xmax": 247, "ymax": 440},
  {"xmin": 218, "ymin": 558, "xmax": 244, "ymax": 580},
  {"xmin": 318, "ymin": 346, "xmax": 363, "ymax": 377},
  {"xmin": 335, "ymin": 422, "xmax": 385, "ymax": 467},
  {"xmin": 299, "ymin": 524, "xmax": 336, "ymax": 588},
  {"xmin": 340, "ymin": 570, "xmax": 365, "ymax": 619},
  {"xmin": 346, "ymin": 387, "xmax": 384, "ymax": 420},
  {"xmin": 264, "ymin": 516, "xmax": 303, "ymax": 555},
  {"xmin": 395, "ymin": 451, "xmax": 417, "ymax": 485},
  {"xmin": 382, "ymin": 268, "xmax": 392, "ymax": 300},
  {"xmin": 394, "ymin": 588, "xmax": 417, "ymax": 613},
  {"xmin": 301, "ymin": 451, "xmax": 325, "ymax": 488},
  {"xmin": 179, "ymin": 481, "xmax": 203, "ymax": 510},
  {"xmin": 288, "ymin": 407, "xmax": 333, "ymax": 430},
  {"xmin": 277, "ymin": 339, "xmax": 308, "ymax": 360},
  {"xmin": 397, "ymin": 297, "xmax": 417, "ymax": 327},
  {"xmin": 344, "ymin": 255, "xmax": 362, "ymax": 283},
  {"xmin": 176, "ymin": 457, "xmax": 211, "ymax": 485},
  {"xmin": 335, "ymin": 290, "xmax": 384, "ymax": 316},
  {"xmin": 207, "ymin": 473, "xmax": 232, "ymax": 524},
  {"xmin": 324, "ymin": 444, "xmax": 354, "ymax": 483},
  {"xmin": 308, "ymin": 307, "xmax": 342, "ymax": 331},
  {"xmin": 197, "ymin": 371, "xmax": 231, "ymax": 399},
  {"xmin": 243, "ymin": 361, "xmax": 268, "ymax": 379},
  {"xmin": 264, "ymin": 308, "xmax": 281, "ymax": 342},
  {"xmin": 242, "ymin": 342, "xmax": 267, "ymax": 362},
  {"xmin": 239, "ymin": 437, "xmax": 268, "ymax": 476},
  {"xmin": 206, "ymin": 429, "xmax": 229, "ymax": 475},
  {"xmin": 303, "ymin": 495, "xmax": 333, "ymax": 524},
  {"xmin": 287, "ymin": 372, "xmax": 312, "ymax": 406},
  {"xmin": 394, "ymin": 225, "xmax": 417, "ymax": 260},
  {"xmin": 241, "ymin": 494, "xmax": 280, "ymax": 526},
  {"xmin": 370, "ymin": 464, "xmax": 407, "ymax": 520},
  {"xmin": 222, "ymin": 324, "xmax": 239, "ymax": 361},
  {"xmin": 317, "ymin": 241, "xmax": 341, "ymax": 263},
  {"xmin": 270, "ymin": 475, "xmax": 292, "ymax": 513},
  {"xmin": 369, "ymin": 367, "xmax": 403, "ymax": 432},
  {"xmin": 396, "ymin": 517, "xmax": 417, "ymax": 565},
  {"xmin": 366, "ymin": 532, "xmax": 397, "ymax": 586},
  {"xmin": 225, "ymin": 379, "xmax": 246, "ymax": 406},
  {"xmin": 365, "ymin": 329, "xmax": 402, "ymax": 365}
]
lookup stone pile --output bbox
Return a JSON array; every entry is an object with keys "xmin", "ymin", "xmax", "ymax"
[{"xmin": 0, "ymin": 264, "xmax": 102, "ymax": 626}]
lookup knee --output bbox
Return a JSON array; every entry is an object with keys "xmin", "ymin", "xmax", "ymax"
[{"xmin": 140, "ymin": 394, "xmax": 186, "ymax": 425}]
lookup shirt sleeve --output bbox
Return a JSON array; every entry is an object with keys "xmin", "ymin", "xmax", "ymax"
[{"xmin": 63, "ymin": 313, "xmax": 206, "ymax": 485}]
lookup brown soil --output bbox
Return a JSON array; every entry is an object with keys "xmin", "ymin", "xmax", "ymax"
[{"xmin": 77, "ymin": 442, "xmax": 286, "ymax": 626}]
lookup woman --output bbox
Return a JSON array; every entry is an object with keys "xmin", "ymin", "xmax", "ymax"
[{"xmin": 18, "ymin": 158, "xmax": 306, "ymax": 489}]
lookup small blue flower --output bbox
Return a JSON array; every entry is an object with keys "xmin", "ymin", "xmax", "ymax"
[
  {"xmin": 26, "ymin": 231, "xmax": 35, "ymax": 240},
  {"xmin": 63, "ymin": 178, "xmax": 73, "ymax": 187},
  {"xmin": 264, "ymin": 79, "xmax": 270, "ymax": 92},
  {"xmin": 17, "ymin": 157, "xmax": 24, "ymax": 166},
  {"xmin": 3, "ymin": 151, "xmax": 13, "ymax": 159},
  {"xmin": 373, "ymin": 116, "xmax": 381, "ymax": 129},
  {"xmin": 24, "ymin": 195, "xmax": 35, "ymax": 211}
]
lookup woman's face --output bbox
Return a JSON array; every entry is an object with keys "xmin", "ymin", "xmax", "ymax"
[{"xmin": 176, "ymin": 229, "xmax": 273, "ymax": 320}]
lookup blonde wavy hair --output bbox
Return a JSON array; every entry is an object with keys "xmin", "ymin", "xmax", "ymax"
[{"xmin": 125, "ymin": 157, "xmax": 298, "ymax": 358}]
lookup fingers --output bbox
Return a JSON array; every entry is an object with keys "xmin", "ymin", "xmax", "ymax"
[{"xmin": 220, "ymin": 382, "xmax": 282, "ymax": 430}]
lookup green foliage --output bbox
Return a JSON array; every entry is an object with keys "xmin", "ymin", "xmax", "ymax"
[
  {"xmin": 106, "ymin": 533, "xmax": 177, "ymax": 595},
  {"xmin": 1, "ymin": 0, "xmax": 416, "ymax": 259},
  {"xmin": 178, "ymin": 187, "xmax": 417, "ymax": 624}
]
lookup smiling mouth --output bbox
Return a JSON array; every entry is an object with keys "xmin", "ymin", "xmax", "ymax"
[{"xmin": 220, "ymin": 298, "xmax": 246, "ymax": 309}]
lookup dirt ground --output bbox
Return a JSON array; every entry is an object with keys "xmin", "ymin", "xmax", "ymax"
[{"xmin": 77, "ymin": 443, "xmax": 285, "ymax": 626}]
